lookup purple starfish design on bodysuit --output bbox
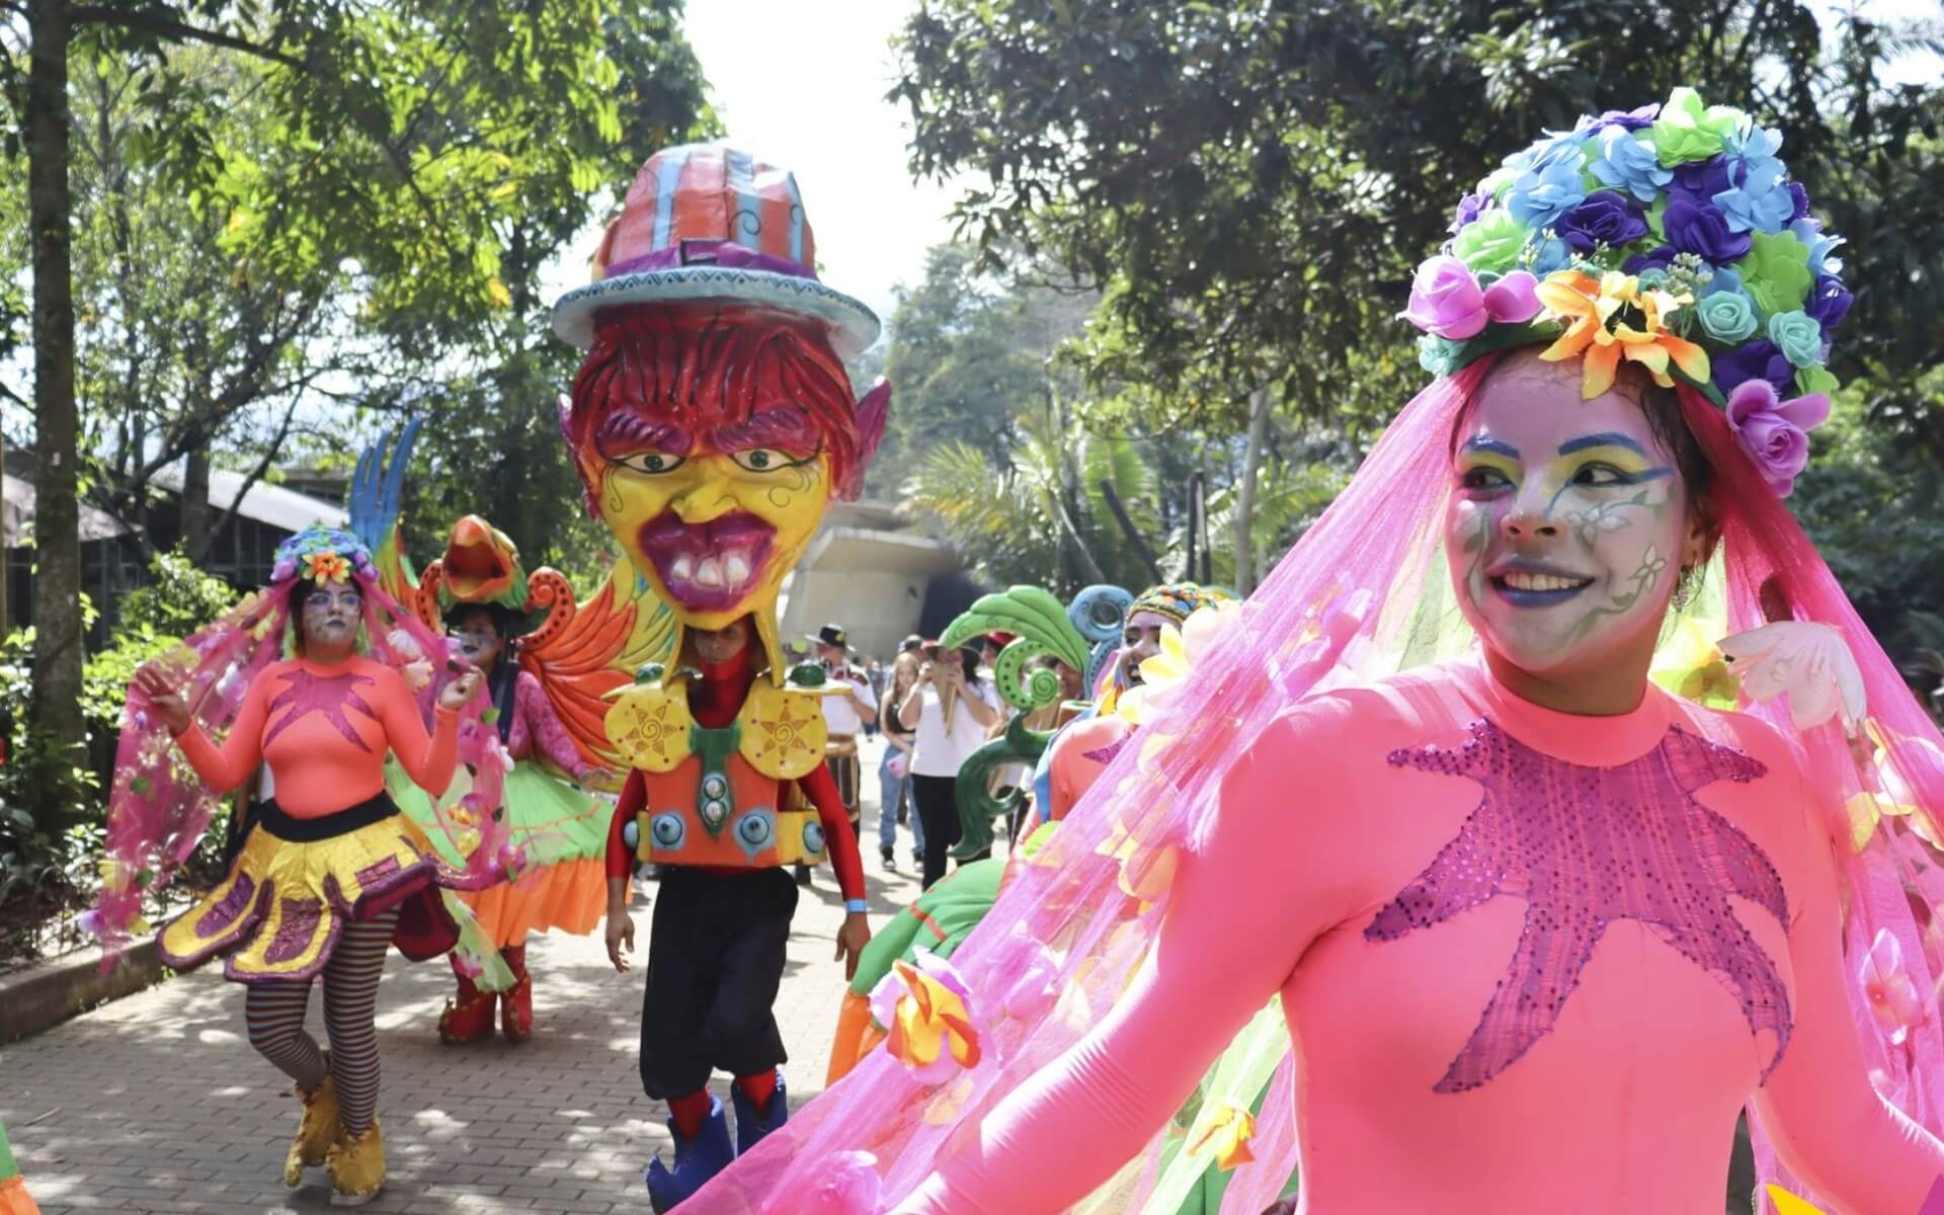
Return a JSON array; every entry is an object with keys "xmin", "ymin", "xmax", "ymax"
[
  {"xmin": 1366, "ymin": 719, "xmax": 1791, "ymax": 1094},
  {"xmin": 263, "ymin": 669, "xmax": 381, "ymax": 752},
  {"xmin": 1081, "ymin": 737, "xmax": 1129, "ymax": 767}
]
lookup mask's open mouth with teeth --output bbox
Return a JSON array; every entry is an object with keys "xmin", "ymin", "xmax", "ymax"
[
  {"xmin": 1489, "ymin": 566, "xmax": 1597, "ymax": 607},
  {"xmin": 640, "ymin": 511, "xmax": 775, "ymax": 613}
]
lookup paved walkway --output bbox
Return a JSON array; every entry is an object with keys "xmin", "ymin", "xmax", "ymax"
[{"xmin": 2, "ymin": 738, "xmax": 927, "ymax": 1214}]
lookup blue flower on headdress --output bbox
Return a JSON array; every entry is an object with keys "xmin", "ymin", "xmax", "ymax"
[
  {"xmin": 1789, "ymin": 217, "xmax": 1845, "ymax": 277},
  {"xmin": 1713, "ymin": 157, "xmax": 1794, "ymax": 235},
  {"xmin": 1586, "ymin": 127, "xmax": 1671, "ymax": 203},
  {"xmin": 1527, "ymin": 234, "xmax": 1573, "ymax": 276},
  {"xmin": 1508, "ymin": 158, "xmax": 1586, "ymax": 230}
]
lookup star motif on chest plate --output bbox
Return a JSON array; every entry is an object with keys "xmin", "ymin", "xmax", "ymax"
[
  {"xmin": 264, "ymin": 669, "xmax": 381, "ymax": 753},
  {"xmin": 1366, "ymin": 718, "xmax": 1791, "ymax": 1093}
]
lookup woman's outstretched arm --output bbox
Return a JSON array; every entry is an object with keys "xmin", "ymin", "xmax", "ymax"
[
  {"xmin": 1753, "ymin": 759, "xmax": 1944, "ymax": 1212},
  {"xmin": 897, "ymin": 694, "xmax": 1365, "ymax": 1213}
]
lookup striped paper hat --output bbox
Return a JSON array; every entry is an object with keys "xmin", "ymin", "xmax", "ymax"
[{"xmin": 551, "ymin": 143, "xmax": 880, "ymax": 356}]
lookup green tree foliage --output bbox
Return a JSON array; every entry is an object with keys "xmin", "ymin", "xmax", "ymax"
[
  {"xmin": 1, "ymin": 0, "xmax": 713, "ymax": 803},
  {"xmin": 893, "ymin": 1, "xmax": 1943, "ymax": 414}
]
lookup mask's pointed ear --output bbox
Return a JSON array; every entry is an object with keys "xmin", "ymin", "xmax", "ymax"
[{"xmin": 848, "ymin": 378, "xmax": 891, "ymax": 496}]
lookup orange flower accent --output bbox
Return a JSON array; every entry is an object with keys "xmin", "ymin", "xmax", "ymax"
[
  {"xmin": 304, "ymin": 551, "xmax": 352, "ymax": 586},
  {"xmin": 1534, "ymin": 270, "xmax": 1711, "ymax": 400}
]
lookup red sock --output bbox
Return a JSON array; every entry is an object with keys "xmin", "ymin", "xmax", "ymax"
[
  {"xmin": 734, "ymin": 1069, "xmax": 777, "ymax": 1116},
  {"xmin": 667, "ymin": 1089, "xmax": 712, "ymax": 1139}
]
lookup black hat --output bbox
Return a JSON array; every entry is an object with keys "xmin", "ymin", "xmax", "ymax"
[
  {"xmin": 812, "ymin": 623, "xmax": 847, "ymax": 650},
  {"xmin": 899, "ymin": 634, "xmax": 923, "ymax": 653}
]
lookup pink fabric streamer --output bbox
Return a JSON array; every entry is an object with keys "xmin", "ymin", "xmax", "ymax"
[{"xmin": 89, "ymin": 566, "xmax": 515, "ymax": 963}]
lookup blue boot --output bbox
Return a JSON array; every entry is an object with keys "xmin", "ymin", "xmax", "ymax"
[
  {"xmin": 644, "ymin": 1096, "xmax": 734, "ymax": 1213},
  {"xmin": 731, "ymin": 1070, "xmax": 789, "ymax": 1155}
]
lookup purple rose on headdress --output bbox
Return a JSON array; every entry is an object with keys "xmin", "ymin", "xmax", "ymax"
[
  {"xmin": 1725, "ymin": 379, "xmax": 1830, "ymax": 497},
  {"xmin": 1805, "ymin": 274, "xmax": 1853, "ymax": 334},
  {"xmin": 1592, "ymin": 105, "xmax": 1660, "ymax": 132},
  {"xmin": 1673, "ymin": 156, "xmax": 1734, "ymax": 202},
  {"xmin": 1450, "ymin": 191, "xmax": 1491, "ymax": 235},
  {"xmin": 1712, "ymin": 339, "xmax": 1795, "ymax": 397},
  {"xmin": 1787, "ymin": 182, "xmax": 1810, "ymax": 224},
  {"xmin": 1664, "ymin": 195, "xmax": 1753, "ymax": 265},
  {"xmin": 1554, "ymin": 191, "xmax": 1650, "ymax": 253},
  {"xmin": 1623, "ymin": 245, "xmax": 1677, "ymax": 276}
]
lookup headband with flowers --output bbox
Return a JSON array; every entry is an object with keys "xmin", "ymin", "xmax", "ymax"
[
  {"xmin": 1404, "ymin": 87, "xmax": 1849, "ymax": 496},
  {"xmin": 271, "ymin": 526, "xmax": 374, "ymax": 587}
]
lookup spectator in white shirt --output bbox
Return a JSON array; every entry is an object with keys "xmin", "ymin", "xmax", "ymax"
[{"xmin": 897, "ymin": 641, "xmax": 1001, "ymax": 889}]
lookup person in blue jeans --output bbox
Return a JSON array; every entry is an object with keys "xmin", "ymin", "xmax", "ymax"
[{"xmin": 877, "ymin": 645, "xmax": 926, "ymax": 870}]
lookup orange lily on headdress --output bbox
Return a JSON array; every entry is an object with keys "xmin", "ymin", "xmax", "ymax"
[
  {"xmin": 1535, "ymin": 270, "xmax": 1711, "ymax": 400},
  {"xmin": 303, "ymin": 551, "xmax": 352, "ymax": 586},
  {"xmin": 1185, "ymin": 1102, "xmax": 1258, "ymax": 1170}
]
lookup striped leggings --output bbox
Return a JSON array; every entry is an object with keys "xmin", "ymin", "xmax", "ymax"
[{"xmin": 243, "ymin": 907, "xmax": 398, "ymax": 1136}]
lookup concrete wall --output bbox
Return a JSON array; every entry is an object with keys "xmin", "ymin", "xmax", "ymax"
[{"xmin": 778, "ymin": 567, "xmax": 928, "ymax": 662}]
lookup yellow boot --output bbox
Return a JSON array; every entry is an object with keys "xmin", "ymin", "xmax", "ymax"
[
  {"xmin": 325, "ymin": 1119, "xmax": 384, "ymax": 1207},
  {"xmin": 282, "ymin": 1073, "xmax": 340, "ymax": 1189}
]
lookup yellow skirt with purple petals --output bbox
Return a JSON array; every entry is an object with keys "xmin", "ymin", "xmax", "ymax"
[{"xmin": 158, "ymin": 800, "xmax": 459, "ymax": 984}]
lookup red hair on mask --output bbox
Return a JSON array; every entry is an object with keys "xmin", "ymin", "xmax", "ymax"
[{"xmin": 564, "ymin": 304, "xmax": 876, "ymax": 511}]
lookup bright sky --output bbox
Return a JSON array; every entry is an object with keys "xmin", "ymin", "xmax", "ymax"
[{"xmin": 538, "ymin": 0, "xmax": 974, "ymax": 349}]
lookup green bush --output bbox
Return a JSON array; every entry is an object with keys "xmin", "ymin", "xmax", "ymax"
[{"xmin": 1, "ymin": 550, "xmax": 242, "ymax": 965}]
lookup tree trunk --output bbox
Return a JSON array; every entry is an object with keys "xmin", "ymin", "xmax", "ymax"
[
  {"xmin": 26, "ymin": 0, "xmax": 87, "ymax": 807},
  {"xmin": 1233, "ymin": 384, "xmax": 1272, "ymax": 596},
  {"xmin": 181, "ymin": 447, "xmax": 212, "ymax": 559}
]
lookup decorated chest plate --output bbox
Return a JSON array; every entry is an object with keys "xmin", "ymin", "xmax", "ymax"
[{"xmin": 606, "ymin": 674, "xmax": 830, "ymax": 869}]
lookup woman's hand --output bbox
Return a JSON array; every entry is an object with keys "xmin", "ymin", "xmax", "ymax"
[
  {"xmin": 917, "ymin": 660, "xmax": 937, "ymax": 685},
  {"xmin": 437, "ymin": 662, "xmax": 483, "ymax": 711},
  {"xmin": 132, "ymin": 664, "xmax": 192, "ymax": 735}
]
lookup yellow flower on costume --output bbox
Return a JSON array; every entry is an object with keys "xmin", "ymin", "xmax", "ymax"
[
  {"xmin": 1535, "ymin": 270, "xmax": 1712, "ymax": 400},
  {"xmin": 1842, "ymin": 720, "xmax": 1944, "ymax": 854},
  {"xmin": 303, "ymin": 551, "xmax": 352, "ymax": 586},
  {"xmin": 1184, "ymin": 1102, "xmax": 1257, "ymax": 1171},
  {"xmin": 871, "ymin": 955, "xmax": 981, "ymax": 1085},
  {"xmin": 1649, "ymin": 618, "xmax": 1740, "ymax": 710},
  {"xmin": 1764, "ymin": 1185, "xmax": 1827, "ymax": 1215}
]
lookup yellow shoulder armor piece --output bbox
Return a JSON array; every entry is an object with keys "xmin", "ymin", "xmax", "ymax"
[
  {"xmin": 604, "ymin": 679, "xmax": 695, "ymax": 773},
  {"xmin": 738, "ymin": 682, "xmax": 827, "ymax": 780}
]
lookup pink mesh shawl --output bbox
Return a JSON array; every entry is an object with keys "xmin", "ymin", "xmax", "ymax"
[{"xmin": 90, "ymin": 559, "xmax": 517, "ymax": 963}]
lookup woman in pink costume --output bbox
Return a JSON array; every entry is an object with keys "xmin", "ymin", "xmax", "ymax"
[{"xmin": 679, "ymin": 89, "xmax": 1944, "ymax": 1215}]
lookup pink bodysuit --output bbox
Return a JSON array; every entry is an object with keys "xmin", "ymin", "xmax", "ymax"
[
  {"xmin": 506, "ymin": 668, "xmax": 594, "ymax": 780},
  {"xmin": 900, "ymin": 657, "xmax": 1944, "ymax": 1213}
]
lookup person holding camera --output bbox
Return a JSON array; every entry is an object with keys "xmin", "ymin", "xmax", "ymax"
[{"xmin": 896, "ymin": 641, "xmax": 1001, "ymax": 890}]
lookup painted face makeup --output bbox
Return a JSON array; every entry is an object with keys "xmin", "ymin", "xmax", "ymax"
[
  {"xmin": 448, "ymin": 614, "xmax": 504, "ymax": 671},
  {"xmin": 593, "ymin": 404, "xmax": 832, "ymax": 630},
  {"xmin": 300, "ymin": 582, "xmax": 364, "ymax": 652},
  {"xmin": 1444, "ymin": 356, "xmax": 1691, "ymax": 679},
  {"xmin": 1119, "ymin": 615, "xmax": 1171, "ymax": 688}
]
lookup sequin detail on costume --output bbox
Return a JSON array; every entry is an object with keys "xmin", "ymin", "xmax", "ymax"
[
  {"xmin": 262, "ymin": 670, "xmax": 381, "ymax": 752},
  {"xmin": 1366, "ymin": 719, "xmax": 1789, "ymax": 1093}
]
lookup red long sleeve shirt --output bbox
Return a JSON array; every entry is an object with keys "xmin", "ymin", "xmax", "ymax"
[{"xmin": 604, "ymin": 648, "xmax": 865, "ymax": 902}]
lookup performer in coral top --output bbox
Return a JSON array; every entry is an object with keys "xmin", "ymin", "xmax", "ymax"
[
  {"xmin": 676, "ymin": 90, "xmax": 1944, "ymax": 1215},
  {"xmin": 104, "ymin": 527, "xmax": 503, "ymax": 1205}
]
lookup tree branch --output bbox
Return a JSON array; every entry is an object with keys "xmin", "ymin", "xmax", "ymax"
[
  {"xmin": 193, "ymin": 393, "xmax": 301, "ymax": 565},
  {"xmin": 68, "ymin": 7, "xmax": 307, "ymax": 71}
]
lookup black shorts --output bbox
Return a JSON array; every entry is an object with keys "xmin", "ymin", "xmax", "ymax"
[{"xmin": 638, "ymin": 865, "xmax": 799, "ymax": 1098}]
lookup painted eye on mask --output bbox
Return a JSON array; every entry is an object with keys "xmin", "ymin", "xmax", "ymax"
[
  {"xmin": 613, "ymin": 451, "xmax": 686, "ymax": 476},
  {"xmin": 728, "ymin": 447, "xmax": 807, "ymax": 473}
]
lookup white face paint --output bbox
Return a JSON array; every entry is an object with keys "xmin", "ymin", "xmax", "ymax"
[
  {"xmin": 300, "ymin": 582, "xmax": 364, "ymax": 652},
  {"xmin": 1444, "ymin": 355, "xmax": 1693, "ymax": 681}
]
